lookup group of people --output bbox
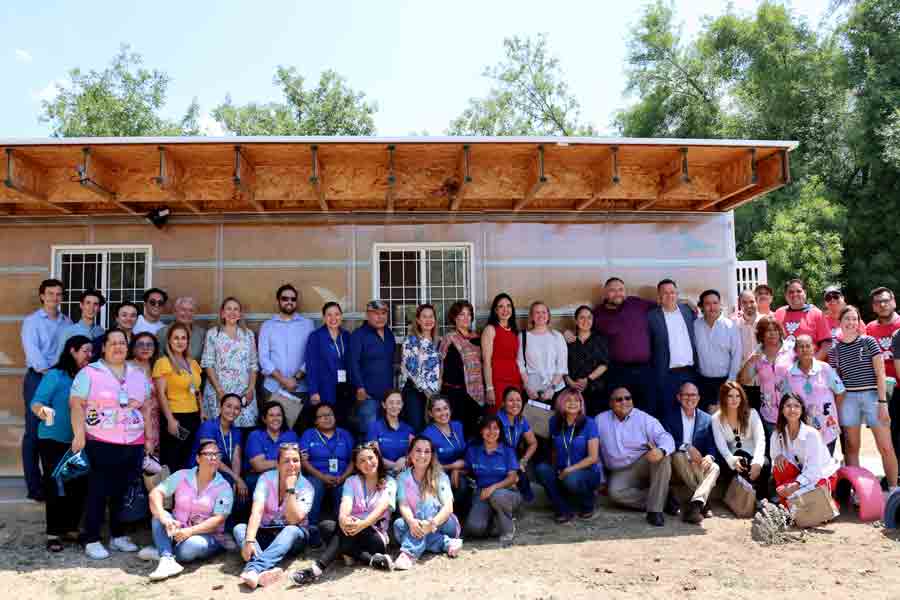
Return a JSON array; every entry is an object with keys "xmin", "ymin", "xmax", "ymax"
[{"xmin": 19, "ymin": 274, "xmax": 900, "ymax": 588}]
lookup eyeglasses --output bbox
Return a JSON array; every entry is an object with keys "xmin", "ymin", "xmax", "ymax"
[
  {"xmin": 874, "ymin": 298, "xmax": 893, "ymax": 305},
  {"xmin": 146, "ymin": 299, "xmax": 165, "ymax": 307},
  {"xmin": 612, "ymin": 395, "xmax": 632, "ymax": 403},
  {"xmin": 199, "ymin": 452, "xmax": 221, "ymax": 459},
  {"xmin": 279, "ymin": 296, "xmax": 297, "ymax": 302}
]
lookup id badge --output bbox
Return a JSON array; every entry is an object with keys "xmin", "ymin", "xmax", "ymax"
[
  {"xmin": 328, "ymin": 458, "xmax": 339, "ymax": 473},
  {"xmin": 337, "ymin": 369, "xmax": 347, "ymax": 383},
  {"xmin": 118, "ymin": 389, "xmax": 129, "ymax": 407}
]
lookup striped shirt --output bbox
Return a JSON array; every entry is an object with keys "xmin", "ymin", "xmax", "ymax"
[{"xmin": 827, "ymin": 335, "xmax": 881, "ymax": 392}]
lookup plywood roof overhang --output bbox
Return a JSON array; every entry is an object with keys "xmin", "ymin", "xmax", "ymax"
[{"xmin": 0, "ymin": 136, "xmax": 797, "ymax": 218}]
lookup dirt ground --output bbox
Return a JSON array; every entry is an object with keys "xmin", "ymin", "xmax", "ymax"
[{"xmin": 3, "ymin": 435, "xmax": 899, "ymax": 600}]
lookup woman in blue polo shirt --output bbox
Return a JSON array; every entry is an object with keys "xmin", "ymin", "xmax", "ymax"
[
  {"xmin": 497, "ymin": 387, "xmax": 538, "ymax": 502},
  {"xmin": 534, "ymin": 388, "xmax": 602, "ymax": 523},
  {"xmin": 422, "ymin": 395, "xmax": 471, "ymax": 519},
  {"xmin": 299, "ymin": 402, "xmax": 354, "ymax": 544},
  {"xmin": 367, "ymin": 389, "xmax": 414, "ymax": 473},
  {"xmin": 464, "ymin": 415, "xmax": 520, "ymax": 545},
  {"xmin": 244, "ymin": 402, "xmax": 299, "ymax": 492}
]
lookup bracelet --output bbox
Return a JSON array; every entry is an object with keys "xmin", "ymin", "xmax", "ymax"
[
  {"xmin": 485, "ymin": 385, "xmax": 494, "ymax": 391},
  {"xmin": 244, "ymin": 539, "xmax": 255, "ymax": 544},
  {"xmin": 879, "ymin": 399, "xmax": 888, "ymax": 404}
]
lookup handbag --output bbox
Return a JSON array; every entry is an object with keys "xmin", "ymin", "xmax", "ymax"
[
  {"xmin": 51, "ymin": 449, "xmax": 90, "ymax": 496},
  {"xmin": 117, "ymin": 474, "xmax": 150, "ymax": 523},
  {"xmin": 724, "ymin": 475, "xmax": 756, "ymax": 518},
  {"xmin": 790, "ymin": 485, "xmax": 838, "ymax": 528}
]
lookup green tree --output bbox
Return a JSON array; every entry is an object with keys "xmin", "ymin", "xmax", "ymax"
[
  {"xmin": 212, "ymin": 67, "xmax": 377, "ymax": 136},
  {"xmin": 448, "ymin": 34, "xmax": 596, "ymax": 136},
  {"xmin": 41, "ymin": 45, "xmax": 198, "ymax": 137}
]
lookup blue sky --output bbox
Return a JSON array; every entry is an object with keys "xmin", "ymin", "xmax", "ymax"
[{"xmin": 2, "ymin": 0, "xmax": 833, "ymax": 138}]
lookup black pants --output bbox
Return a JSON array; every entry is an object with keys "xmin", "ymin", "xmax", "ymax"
[
  {"xmin": 160, "ymin": 411, "xmax": 201, "ymax": 472},
  {"xmin": 890, "ymin": 387, "xmax": 900, "ymax": 482},
  {"xmin": 697, "ymin": 375, "xmax": 728, "ymax": 413},
  {"xmin": 38, "ymin": 438, "xmax": 87, "ymax": 536},
  {"xmin": 719, "ymin": 456, "xmax": 771, "ymax": 501},
  {"xmin": 316, "ymin": 521, "xmax": 387, "ymax": 569},
  {"xmin": 82, "ymin": 440, "xmax": 143, "ymax": 544},
  {"xmin": 442, "ymin": 385, "xmax": 483, "ymax": 442},
  {"xmin": 744, "ymin": 385, "xmax": 762, "ymax": 413}
]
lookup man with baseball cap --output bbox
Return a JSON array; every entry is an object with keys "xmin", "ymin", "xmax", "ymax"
[{"xmin": 348, "ymin": 300, "xmax": 396, "ymax": 438}]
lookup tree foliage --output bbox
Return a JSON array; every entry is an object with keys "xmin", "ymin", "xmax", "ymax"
[
  {"xmin": 40, "ymin": 45, "xmax": 197, "ymax": 137},
  {"xmin": 448, "ymin": 34, "xmax": 596, "ymax": 136},
  {"xmin": 212, "ymin": 67, "xmax": 377, "ymax": 136}
]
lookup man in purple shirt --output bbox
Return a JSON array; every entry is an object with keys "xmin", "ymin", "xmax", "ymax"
[
  {"xmin": 595, "ymin": 386, "xmax": 676, "ymax": 526},
  {"xmin": 591, "ymin": 278, "xmax": 657, "ymax": 415}
]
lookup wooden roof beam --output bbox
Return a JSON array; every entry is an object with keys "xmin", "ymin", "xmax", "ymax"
[
  {"xmin": 514, "ymin": 145, "xmax": 547, "ymax": 211},
  {"xmin": 309, "ymin": 145, "xmax": 329, "ymax": 212},
  {"xmin": 638, "ymin": 147, "xmax": 690, "ymax": 211},
  {"xmin": 717, "ymin": 150, "xmax": 789, "ymax": 212},
  {"xmin": 3, "ymin": 148, "xmax": 72, "ymax": 214},
  {"xmin": 695, "ymin": 148, "xmax": 756, "ymax": 211},
  {"xmin": 449, "ymin": 145, "xmax": 472, "ymax": 211},
  {"xmin": 385, "ymin": 145, "xmax": 396, "ymax": 213},
  {"xmin": 233, "ymin": 145, "xmax": 264, "ymax": 212},
  {"xmin": 577, "ymin": 146, "xmax": 620, "ymax": 211},
  {"xmin": 77, "ymin": 148, "xmax": 138, "ymax": 215},
  {"xmin": 153, "ymin": 146, "xmax": 200, "ymax": 214}
]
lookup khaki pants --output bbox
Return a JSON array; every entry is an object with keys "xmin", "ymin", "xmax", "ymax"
[
  {"xmin": 671, "ymin": 451, "xmax": 720, "ymax": 505},
  {"xmin": 607, "ymin": 453, "xmax": 672, "ymax": 513}
]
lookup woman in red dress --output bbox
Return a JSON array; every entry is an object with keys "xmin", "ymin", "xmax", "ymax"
[{"xmin": 481, "ymin": 293, "xmax": 523, "ymax": 415}]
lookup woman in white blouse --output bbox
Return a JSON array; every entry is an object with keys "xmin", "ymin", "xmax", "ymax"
[
  {"xmin": 712, "ymin": 381, "xmax": 769, "ymax": 501},
  {"xmin": 770, "ymin": 392, "xmax": 840, "ymax": 508},
  {"xmin": 516, "ymin": 301, "xmax": 568, "ymax": 405}
]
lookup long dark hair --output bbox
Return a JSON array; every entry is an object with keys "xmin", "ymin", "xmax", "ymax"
[
  {"xmin": 487, "ymin": 293, "xmax": 518, "ymax": 334},
  {"xmin": 53, "ymin": 335, "xmax": 92, "ymax": 378},
  {"xmin": 352, "ymin": 442, "xmax": 389, "ymax": 489},
  {"xmin": 128, "ymin": 331, "xmax": 159, "ymax": 362},
  {"xmin": 775, "ymin": 393, "xmax": 809, "ymax": 442}
]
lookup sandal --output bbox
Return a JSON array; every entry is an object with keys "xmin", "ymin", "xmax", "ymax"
[{"xmin": 46, "ymin": 537, "xmax": 64, "ymax": 553}]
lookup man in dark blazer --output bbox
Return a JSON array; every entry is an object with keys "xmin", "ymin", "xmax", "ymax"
[
  {"xmin": 648, "ymin": 279, "xmax": 699, "ymax": 421},
  {"xmin": 664, "ymin": 382, "xmax": 721, "ymax": 524}
]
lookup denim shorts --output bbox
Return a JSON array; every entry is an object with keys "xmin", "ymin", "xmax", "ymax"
[{"xmin": 840, "ymin": 390, "xmax": 882, "ymax": 428}]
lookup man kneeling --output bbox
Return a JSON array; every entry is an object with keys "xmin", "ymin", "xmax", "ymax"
[
  {"xmin": 664, "ymin": 382, "xmax": 720, "ymax": 524},
  {"xmin": 596, "ymin": 387, "xmax": 675, "ymax": 526}
]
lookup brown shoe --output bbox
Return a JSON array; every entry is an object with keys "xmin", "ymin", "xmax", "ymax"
[{"xmin": 682, "ymin": 500, "xmax": 704, "ymax": 524}]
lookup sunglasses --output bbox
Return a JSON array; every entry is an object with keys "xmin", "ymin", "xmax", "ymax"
[
  {"xmin": 279, "ymin": 296, "xmax": 297, "ymax": 302},
  {"xmin": 732, "ymin": 429, "xmax": 742, "ymax": 449},
  {"xmin": 824, "ymin": 294, "xmax": 842, "ymax": 301},
  {"xmin": 354, "ymin": 441, "xmax": 378, "ymax": 451},
  {"xmin": 612, "ymin": 395, "xmax": 632, "ymax": 403},
  {"xmin": 146, "ymin": 299, "xmax": 165, "ymax": 307}
]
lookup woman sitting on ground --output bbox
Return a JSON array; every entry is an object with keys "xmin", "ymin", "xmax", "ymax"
[
  {"xmin": 392, "ymin": 436, "xmax": 463, "ymax": 570},
  {"xmin": 711, "ymin": 381, "xmax": 769, "ymax": 502},
  {"xmin": 146, "ymin": 439, "xmax": 234, "ymax": 581},
  {"xmin": 770, "ymin": 393, "xmax": 840, "ymax": 513},
  {"xmin": 366, "ymin": 389, "xmax": 415, "ymax": 474},
  {"xmin": 535, "ymin": 388, "xmax": 602, "ymax": 522},
  {"xmin": 497, "ymin": 387, "xmax": 538, "ymax": 502},
  {"xmin": 233, "ymin": 443, "xmax": 314, "ymax": 589},
  {"xmin": 464, "ymin": 415, "xmax": 520, "ymax": 546},
  {"xmin": 291, "ymin": 443, "xmax": 398, "ymax": 584}
]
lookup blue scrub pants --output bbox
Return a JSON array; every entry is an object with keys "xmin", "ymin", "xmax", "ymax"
[
  {"xmin": 308, "ymin": 476, "xmax": 343, "ymax": 526},
  {"xmin": 535, "ymin": 463, "xmax": 603, "ymax": 516}
]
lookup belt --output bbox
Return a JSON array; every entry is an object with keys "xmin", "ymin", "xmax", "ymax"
[{"xmin": 669, "ymin": 366, "xmax": 693, "ymax": 373}]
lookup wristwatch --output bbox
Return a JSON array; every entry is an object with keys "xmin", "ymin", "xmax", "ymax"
[{"xmin": 284, "ymin": 488, "xmax": 296, "ymax": 496}]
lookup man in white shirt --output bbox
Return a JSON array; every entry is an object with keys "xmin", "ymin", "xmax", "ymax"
[
  {"xmin": 663, "ymin": 382, "xmax": 720, "ymax": 524},
  {"xmin": 134, "ymin": 288, "xmax": 168, "ymax": 336},
  {"xmin": 648, "ymin": 279, "xmax": 698, "ymax": 421},
  {"xmin": 693, "ymin": 289, "xmax": 742, "ymax": 412}
]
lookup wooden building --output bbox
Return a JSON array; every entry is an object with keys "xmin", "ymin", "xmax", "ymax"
[{"xmin": 0, "ymin": 136, "xmax": 795, "ymax": 474}]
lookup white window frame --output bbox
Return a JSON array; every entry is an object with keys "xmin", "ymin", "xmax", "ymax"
[
  {"xmin": 371, "ymin": 242, "xmax": 475, "ymax": 338},
  {"xmin": 50, "ymin": 244, "xmax": 154, "ymax": 328}
]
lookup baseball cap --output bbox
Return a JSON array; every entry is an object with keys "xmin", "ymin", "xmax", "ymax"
[
  {"xmin": 823, "ymin": 285, "xmax": 843, "ymax": 298},
  {"xmin": 366, "ymin": 300, "xmax": 389, "ymax": 311}
]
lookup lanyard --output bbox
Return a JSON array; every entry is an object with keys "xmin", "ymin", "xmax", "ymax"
[
  {"xmin": 504, "ymin": 415, "xmax": 520, "ymax": 447},
  {"xmin": 437, "ymin": 425, "xmax": 460, "ymax": 450},
  {"xmin": 219, "ymin": 421, "xmax": 233, "ymax": 462},
  {"xmin": 560, "ymin": 425, "xmax": 577, "ymax": 466},
  {"xmin": 100, "ymin": 360, "xmax": 129, "ymax": 394},
  {"xmin": 331, "ymin": 332, "xmax": 345, "ymax": 359},
  {"xmin": 316, "ymin": 429, "xmax": 339, "ymax": 458}
]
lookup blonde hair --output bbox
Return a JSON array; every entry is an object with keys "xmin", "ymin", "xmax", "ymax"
[
  {"xmin": 214, "ymin": 296, "xmax": 249, "ymax": 332},
  {"xmin": 527, "ymin": 301, "xmax": 552, "ymax": 330}
]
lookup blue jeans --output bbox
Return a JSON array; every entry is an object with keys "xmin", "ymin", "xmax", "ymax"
[
  {"xmin": 308, "ymin": 477, "xmax": 343, "ymax": 526},
  {"xmin": 393, "ymin": 516, "xmax": 460, "ymax": 559},
  {"xmin": 232, "ymin": 523, "xmax": 307, "ymax": 574},
  {"xmin": 151, "ymin": 516, "xmax": 223, "ymax": 562},
  {"xmin": 401, "ymin": 380, "xmax": 427, "ymax": 434},
  {"xmin": 22, "ymin": 369, "xmax": 43, "ymax": 498},
  {"xmin": 535, "ymin": 463, "xmax": 602, "ymax": 515}
]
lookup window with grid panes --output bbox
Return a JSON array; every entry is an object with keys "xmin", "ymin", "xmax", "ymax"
[
  {"xmin": 374, "ymin": 244, "xmax": 473, "ymax": 337},
  {"xmin": 51, "ymin": 246, "xmax": 152, "ymax": 327}
]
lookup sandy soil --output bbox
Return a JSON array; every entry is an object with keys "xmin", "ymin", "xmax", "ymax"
[{"xmin": 3, "ymin": 436, "xmax": 898, "ymax": 599}]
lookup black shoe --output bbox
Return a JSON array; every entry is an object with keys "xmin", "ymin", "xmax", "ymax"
[
  {"xmin": 370, "ymin": 553, "xmax": 394, "ymax": 571},
  {"xmin": 682, "ymin": 500, "xmax": 704, "ymax": 524},
  {"xmin": 701, "ymin": 502, "xmax": 713, "ymax": 518},
  {"xmin": 646, "ymin": 512, "xmax": 665, "ymax": 527},
  {"xmin": 664, "ymin": 495, "xmax": 680, "ymax": 516},
  {"xmin": 290, "ymin": 568, "xmax": 320, "ymax": 586}
]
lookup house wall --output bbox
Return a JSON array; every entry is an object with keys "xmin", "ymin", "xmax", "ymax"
[{"xmin": 0, "ymin": 212, "xmax": 736, "ymax": 475}]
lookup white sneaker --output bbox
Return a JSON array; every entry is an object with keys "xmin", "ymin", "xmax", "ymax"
[
  {"xmin": 85, "ymin": 541, "xmax": 110, "ymax": 560},
  {"xmin": 240, "ymin": 570, "xmax": 260, "ymax": 589},
  {"xmin": 393, "ymin": 552, "xmax": 414, "ymax": 570},
  {"xmin": 149, "ymin": 556, "xmax": 184, "ymax": 581},
  {"xmin": 138, "ymin": 546, "xmax": 159, "ymax": 561},
  {"xmin": 110, "ymin": 536, "xmax": 139, "ymax": 552}
]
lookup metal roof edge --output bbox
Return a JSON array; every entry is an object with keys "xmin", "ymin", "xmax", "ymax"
[{"xmin": 0, "ymin": 135, "xmax": 799, "ymax": 150}]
